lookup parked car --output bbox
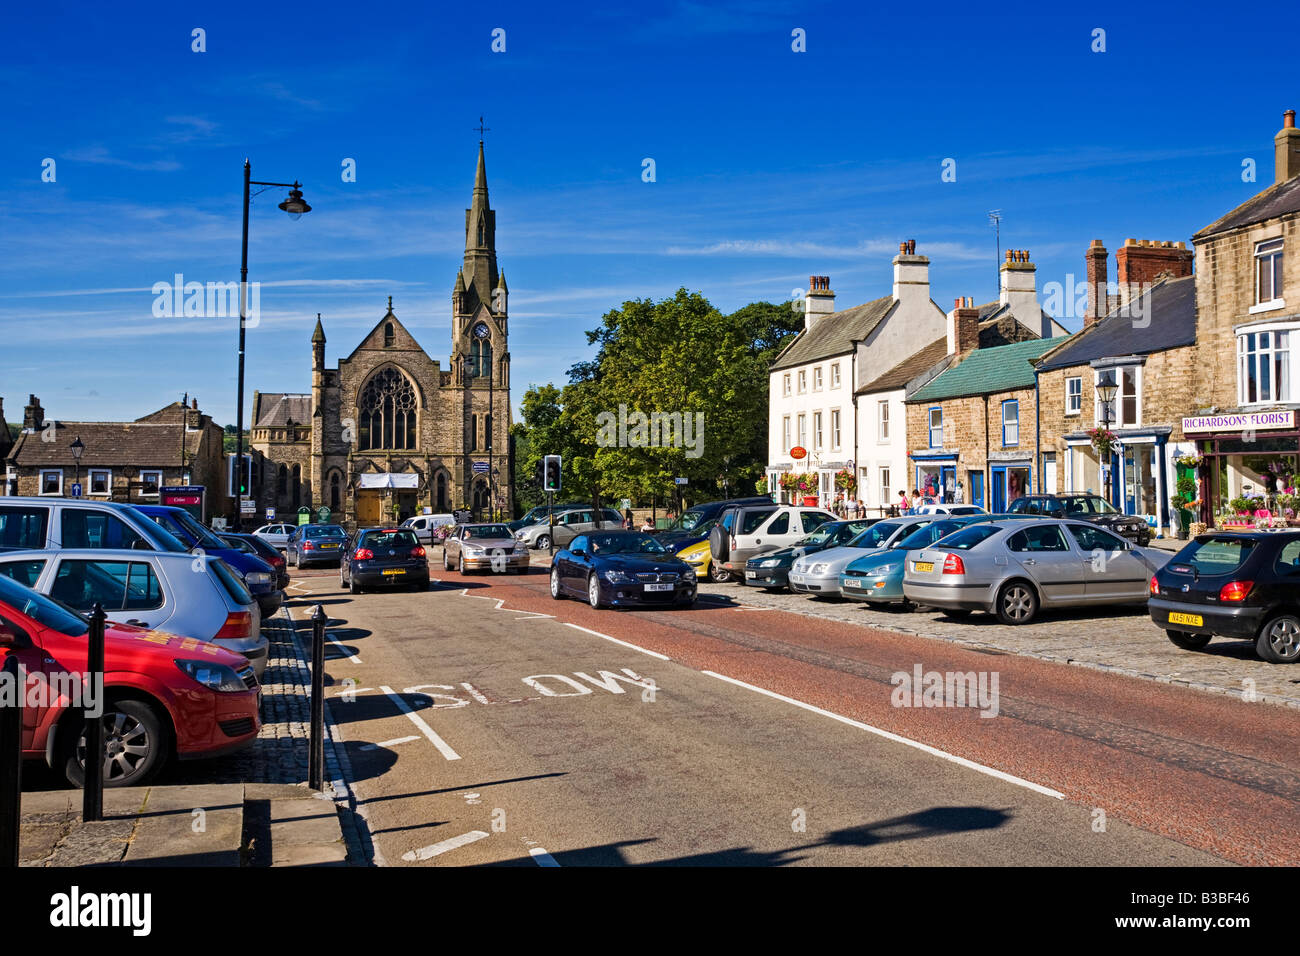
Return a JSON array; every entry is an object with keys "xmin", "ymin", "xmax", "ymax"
[
  {"xmin": 914, "ymin": 503, "xmax": 987, "ymax": 516},
  {"xmin": 400, "ymin": 514, "xmax": 457, "ymax": 545},
  {"xmin": 515, "ymin": 507, "xmax": 623, "ymax": 551},
  {"xmin": 789, "ymin": 515, "xmax": 936, "ymax": 596},
  {"xmin": 654, "ymin": 496, "xmax": 775, "ymax": 546},
  {"xmin": 443, "ymin": 523, "xmax": 530, "ymax": 574},
  {"xmin": 0, "ymin": 548, "xmax": 271, "ymax": 678},
  {"xmin": 902, "ymin": 518, "xmax": 1170, "ymax": 625},
  {"xmin": 507, "ymin": 502, "xmax": 590, "ymax": 534},
  {"xmin": 1006, "ymin": 494, "xmax": 1151, "ymax": 547},
  {"xmin": 741, "ymin": 518, "xmax": 879, "ymax": 590},
  {"xmin": 0, "ymin": 497, "xmax": 190, "ymax": 554},
  {"xmin": 252, "ymin": 523, "xmax": 297, "ymax": 550},
  {"xmin": 550, "ymin": 531, "xmax": 696, "ymax": 609},
  {"xmin": 839, "ymin": 514, "xmax": 1022, "ymax": 606},
  {"xmin": 340, "ymin": 527, "xmax": 429, "ymax": 593},
  {"xmin": 1149, "ymin": 530, "xmax": 1300, "ymax": 663},
  {"xmin": 218, "ymin": 532, "xmax": 290, "ymax": 591},
  {"xmin": 285, "ymin": 524, "xmax": 349, "ymax": 568},
  {"xmin": 0, "ymin": 573, "xmax": 260, "ymax": 787},
  {"xmin": 675, "ymin": 537, "xmax": 713, "ymax": 581},
  {"xmin": 709, "ymin": 505, "xmax": 837, "ymax": 582}
]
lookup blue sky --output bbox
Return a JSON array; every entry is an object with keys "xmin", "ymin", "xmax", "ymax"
[{"xmin": 0, "ymin": 0, "xmax": 1290, "ymax": 427}]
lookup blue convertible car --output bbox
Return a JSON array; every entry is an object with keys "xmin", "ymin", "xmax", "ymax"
[{"xmin": 550, "ymin": 531, "xmax": 697, "ymax": 609}]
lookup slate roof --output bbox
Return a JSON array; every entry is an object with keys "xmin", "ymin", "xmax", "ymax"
[
  {"xmin": 1195, "ymin": 174, "xmax": 1300, "ymax": 239},
  {"xmin": 1035, "ymin": 276, "xmax": 1196, "ymax": 372},
  {"xmin": 770, "ymin": 296, "xmax": 894, "ymax": 371},
  {"xmin": 909, "ymin": 337, "xmax": 1057, "ymax": 403},
  {"xmin": 977, "ymin": 301, "xmax": 1067, "ymax": 337},
  {"xmin": 253, "ymin": 393, "xmax": 311, "ymax": 428},
  {"xmin": 857, "ymin": 337, "xmax": 949, "ymax": 395},
  {"xmin": 7, "ymin": 421, "xmax": 201, "ymax": 467}
]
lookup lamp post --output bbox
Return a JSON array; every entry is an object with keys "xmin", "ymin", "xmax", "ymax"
[
  {"xmin": 1096, "ymin": 370, "xmax": 1119, "ymax": 505},
  {"xmin": 235, "ymin": 161, "xmax": 311, "ymax": 530},
  {"xmin": 70, "ymin": 436, "xmax": 84, "ymax": 497}
]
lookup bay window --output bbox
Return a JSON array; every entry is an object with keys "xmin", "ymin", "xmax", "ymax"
[{"xmin": 1238, "ymin": 327, "xmax": 1292, "ymax": 404}]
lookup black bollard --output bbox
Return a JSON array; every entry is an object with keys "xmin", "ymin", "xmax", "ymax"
[
  {"xmin": 82, "ymin": 604, "xmax": 106, "ymax": 822},
  {"xmin": 309, "ymin": 604, "xmax": 326, "ymax": 791},
  {"xmin": 1, "ymin": 653, "xmax": 22, "ymax": 866}
]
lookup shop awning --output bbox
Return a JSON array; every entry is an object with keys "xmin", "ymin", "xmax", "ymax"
[{"xmin": 358, "ymin": 473, "xmax": 419, "ymax": 489}]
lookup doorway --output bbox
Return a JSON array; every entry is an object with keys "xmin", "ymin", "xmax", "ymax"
[
  {"xmin": 355, "ymin": 490, "xmax": 382, "ymax": 525},
  {"xmin": 968, "ymin": 471, "xmax": 984, "ymax": 509}
]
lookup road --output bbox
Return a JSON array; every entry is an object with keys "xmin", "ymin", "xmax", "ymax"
[{"xmin": 280, "ymin": 560, "xmax": 1299, "ymax": 867}]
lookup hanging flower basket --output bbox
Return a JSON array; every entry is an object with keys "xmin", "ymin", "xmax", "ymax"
[
  {"xmin": 1088, "ymin": 427, "xmax": 1118, "ymax": 459},
  {"xmin": 833, "ymin": 468, "xmax": 857, "ymax": 495}
]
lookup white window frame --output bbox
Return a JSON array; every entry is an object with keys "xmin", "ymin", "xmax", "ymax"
[
  {"xmin": 88, "ymin": 468, "xmax": 112, "ymax": 497},
  {"xmin": 1236, "ymin": 324, "xmax": 1294, "ymax": 405},
  {"xmin": 1094, "ymin": 366, "xmax": 1142, "ymax": 428},
  {"xmin": 797, "ymin": 414, "xmax": 807, "ymax": 449},
  {"xmin": 830, "ymin": 363, "xmax": 841, "ymax": 389},
  {"xmin": 797, "ymin": 370, "xmax": 807, "ymax": 394},
  {"xmin": 1252, "ymin": 238, "xmax": 1285, "ymax": 312},
  {"xmin": 782, "ymin": 415, "xmax": 792, "ymax": 454},
  {"xmin": 139, "ymin": 470, "xmax": 163, "ymax": 498},
  {"xmin": 1065, "ymin": 376, "xmax": 1082, "ymax": 416},
  {"xmin": 879, "ymin": 466, "xmax": 891, "ymax": 507},
  {"xmin": 812, "ymin": 411, "xmax": 823, "ymax": 450},
  {"xmin": 39, "ymin": 469, "xmax": 63, "ymax": 496},
  {"xmin": 928, "ymin": 407, "xmax": 943, "ymax": 448},
  {"xmin": 877, "ymin": 400, "xmax": 889, "ymax": 443},
  {"xmin": 782, "ymin": 373, "xmax": 791, "ymax": 396},
  {"xmin": 1001, "ymin": 400, "xmax": 1019, "ymax": 447},
  {"xmin": 812, "ymin": 366, "xmax": 823, "ymax": 391},
  {"xmin": 830, "ymin": 409, "xmax": 841, "ymax": 450}
]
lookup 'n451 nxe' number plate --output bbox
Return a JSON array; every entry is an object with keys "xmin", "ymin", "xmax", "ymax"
[{"xmin": 1169, "ymin": 611, "xmax": 1202, "ymax": 627}]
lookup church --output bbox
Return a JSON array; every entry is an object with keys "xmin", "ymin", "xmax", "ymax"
[{"xmin": 249, "ymin": 141, "xmax": 513, "ymax": 525}]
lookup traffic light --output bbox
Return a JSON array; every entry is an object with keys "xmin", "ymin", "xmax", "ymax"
[
  {"xmin": 227, "ymin": 453, "xmax": 253, "ymax": 496},
  {"xmin": 543, "ymin": 455, "xmax": 562, "ymax": 492},
  {"xmin": 535, "ymin": 458, "xmax": 545, "ymax": 488}
]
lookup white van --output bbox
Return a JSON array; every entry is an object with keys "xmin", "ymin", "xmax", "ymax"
[{"xmin": 400, "ymin": 513, "xmax": 457, "ymax": 544}]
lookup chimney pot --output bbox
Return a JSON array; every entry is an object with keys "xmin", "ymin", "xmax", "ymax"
[
  {"xmin": 1286, "ymin": 109, "xmax": 1297, "ymax": 130},
  {"xmin": 899, "ymin": 242, "xmax": 907, "ymax": 254}
]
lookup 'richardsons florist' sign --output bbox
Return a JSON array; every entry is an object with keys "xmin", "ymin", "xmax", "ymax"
[{"xmin": 1182, "ymin": 410, "xmax": 1296, "ymax": 433}]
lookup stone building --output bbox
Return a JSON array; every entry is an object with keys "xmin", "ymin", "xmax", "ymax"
[
  {"xmin": 250, "ymin": 142, "xmax": 513, "ymax": 526},
  {"xmin": 3, "ymin": 394, "xmax": 230, "ymax": 519}
]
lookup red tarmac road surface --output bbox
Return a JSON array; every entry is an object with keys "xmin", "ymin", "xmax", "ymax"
[{"xmin": 407, "ymin": 566, "xmax": 1299, "ymax": 866}]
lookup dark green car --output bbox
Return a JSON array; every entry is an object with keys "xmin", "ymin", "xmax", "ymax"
[{"xmin": 741, "ymin": 518, "xmax": 878, "ymax": 589}]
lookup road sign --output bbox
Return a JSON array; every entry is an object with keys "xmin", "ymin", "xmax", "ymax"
[
  {"xmin": 265, "ymin": 508, "xmax": 275, "ymax": 521},
  {"xmin": 317, "ymin": 506, "xmax": 331, "ymax": 522},
  {"xmin": 674, "ymin": 477, "xmax": 689, "ymax": 485},
  {"xmin": 297, "ymin": 506, "xmax": 311, "ymax": 526},
  {"xmin": 472, "ymin": 461, "xmax": 490, "ymax": 475},
  {"xmin": 69, "ymin": 483, "xmax": 82, "ymax": 498},
  {"xmin": 240, "ymin": 499, "xmax": 256, "ymax": 514}
]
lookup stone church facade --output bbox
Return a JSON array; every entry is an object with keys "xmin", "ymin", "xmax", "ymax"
[{"xmin": 250, "ymin": 142, "xmax": 512, "ymax": 526}]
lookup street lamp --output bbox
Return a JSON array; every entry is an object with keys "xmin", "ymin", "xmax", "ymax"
[
  {"xmin": 70, "ymin": 436, "xmax": 84, "ymax": 497},
  {"xmin": 235, "ymin": 160, "xmax": 311, "ymax": 530},
  {"xmin": 1095, "ymin": 370, "xmax": 1118, "ymax": 504}
]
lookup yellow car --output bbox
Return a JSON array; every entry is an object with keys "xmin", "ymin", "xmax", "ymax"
[{"xmin": 676, "ymin": 538, "xmax": 713, "ymax": 581}]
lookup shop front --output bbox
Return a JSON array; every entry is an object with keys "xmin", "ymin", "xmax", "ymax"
[
  {"xmin": 909, "ymin": 453, "xmax": 957, "ymax": 504},
  {"xmin": 988, "ymin": 455, "xmax": 1031, "ymax": 512},
  {"xmin": 1182, "ymin": 410, "xmax": 1300, "ymax": 528},
  {"xmin": 1063, "ymin": 428, "xmax": 1170, "ymax": 532}
]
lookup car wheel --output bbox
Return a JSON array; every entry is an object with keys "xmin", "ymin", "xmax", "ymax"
[
  {"xmin": 62, "ymin": 699, "xmax": 165, "ymax": 788},
  {"xmin": 587, "ymin": 573, "xmax": 604, "ymax": 609},
  {"xmin": 941, "ymin": 609, "xmax": 973, "ymax": 620},
  {"xmin": 550, "ymin": 567, "xmax": 563, "ymax": 600},
  {"xmin": 458, "ymin": 553, "xmax": 468, "ymax": 575},
  {"xmin": 339, "ymin": 565, "xmax": 347, "ymax": 590},
  {"xmin": 1257, "ymin": 613, "xmax": 1300, "ymax": 664},
  {"xmin": 537, "ymin": 535, "xmax": 551, "ymax": 551},
  {"xmin": 443, "ymin": 549, "xmax": 452, "ymax": 571},
  {"xmin": 995, "ymin": 580, "xmax": 1038, "ymax": 625},
  {"xmin": 1165, "ymin": 629, "xmax": 1211, "ymax": 650}
]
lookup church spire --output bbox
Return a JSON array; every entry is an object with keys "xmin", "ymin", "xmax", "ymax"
[{"xmin": 462, "ymin": 139, "xmax": 498, "ymax": 312}]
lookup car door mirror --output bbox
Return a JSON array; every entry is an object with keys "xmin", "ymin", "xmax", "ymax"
[
  {"xmin": 572, "ymin": 549, "xmax": 586, "ymax": 558},
  {"xmin": 131, "ymin": 538, "xmax": 153, "ymax": 550},
  {"xmin": 0, "ymin": 620, "xmax": 30, "ymax": 648}
]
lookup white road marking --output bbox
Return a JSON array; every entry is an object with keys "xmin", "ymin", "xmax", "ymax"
[
  {"xmin": 529, "ymin": 847, "xmax": 560, "ymax": 867},
  {"xmin": 402, "ymin": 830, "xmax": 490, "ymax": 862},
  {"xmin": 460, "ymin": 682, "xmax": 492, "ymax": 704},
  {"xmin": 379, "ymin": 685, "xmax": 462, "ymax": 760},
  {"xmin": 701, "ymin": 670, "xmax": 1065, "ymax": 800},
  {"xmin": 332, "ymin": 687, "xmax": 374, "ymax": 698},
  {"xmin": 453, "ymin": 587, "xmax": 555, "ymax": 621},
  {"xmin": 361, "ymin": 735, "xmax": 420, "ymax": 752},
  {"xmin": 327, "ymin": 632, "xmax": 362, "ymax": 664},
  {"xmin": 562, "ymin": 623, "xmax": 672, "ymax": 661}
]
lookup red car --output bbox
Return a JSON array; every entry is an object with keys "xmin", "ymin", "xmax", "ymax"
[{"xmin": 0, "ymin": 574, "xmax": 261, "ymax": 787}]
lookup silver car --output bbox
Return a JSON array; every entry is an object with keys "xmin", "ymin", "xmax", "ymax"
[
  {"xmin": 789, "ymin": 516, "xmax": 935, "ymax": 596},
  {"xmin": 253, "ymin": 523, "xmax": 296, "ymax": 550},
  {"xmin": 442, "ymin": 523, "xmax": 530, "ymax": 574},
  {"xmin": 0, "ymin": 549, "xmax": 270, "ymax": 677},
  {"xmin": 515, "ymin": 508, "xmax": 623, "ymax": 550},
  {"xmin": 901, "ymin": 518, "xmax": 1171, "ymax": 625}
]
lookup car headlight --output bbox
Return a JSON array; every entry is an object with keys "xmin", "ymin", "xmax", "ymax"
[
  {"xmin": 462, "ymin": 545, "xmax": 485, "ymax": 555},
  {"xmin": 682, "ymin": 569, "xmax": 696, "ymax": 582},
  {"xmin": 513, "ymin": 543, "xmax": 529, "ymax": 554},
  {"xmin": 810, "ymin": 564, "xmax": 828, "ymax": 574},
  {"xmin": 871, "ymin": 564, "xmax": 897, "ymax": 575},
  {"xmin": 759, "ymin": 558, "xmax": 781, "ymax": 568},
  {"xmin": 175, "ymin": 659, "xmax": 247, "ymax": 693},
  {"xmin": 603, "ymin": 569, "xmax": 635, "ymax": 583},
  {"xmin": 244, "ymin": 571, "xmax": 272, "ymax": 586}
]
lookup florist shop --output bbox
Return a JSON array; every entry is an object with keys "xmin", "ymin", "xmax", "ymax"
[{"xmin": 1182, "ymin": 410, "xmax": 1300, "ymax": 528}]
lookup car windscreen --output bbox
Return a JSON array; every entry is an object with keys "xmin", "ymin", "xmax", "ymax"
[
  {"xmin": 895, "ymin": 520, "xmax": 964, "ymax": 550},
  {"xmin": 360, "ymin": 530, "xmax": 420, "ymax": 550},
  {"xmin": 934, "ymin": 524, "xmax": 1003, "ymax": 551},
  {"xmin": 1063, "ymin": 496, "xmax": 1116, "ymax": 516},
  {"xmin": 121, "ymin": 508, "xmax": 189, "ymax": 553},
  {"xmin": 462, "ymin": 525, "xmax": 513, "ymax": 539},
  {"xmin": 1174, "ymin": 536, "xmax": 1257, "ymax": 575},
  {"xmin": 850, "ymin": 520, "xmax": 906, "ymax": 549},
  {"xmin": 168, "ymin": 509, "xmax": 229, "ymax": 550},
  {"xmin": 209, "ymin": 558, "xmax": 254, "ymax": 605},
  {"xmin": 588, "ymin": 534, "xmax": 668, "ymax": 555},
  {"xmin": 0, "ymin": 574, "xmax": 89, "ymax": 636},
  {"xmin": 664, "ymin": 511, "xmax": 708, "ymax": 533},
  {"xmin": 219, "ymin": 535, "xmax": 255, "ymax": 553},
  {"xmin": 304, "ymin": 525, "xmax": 345, "ymax": 538}
]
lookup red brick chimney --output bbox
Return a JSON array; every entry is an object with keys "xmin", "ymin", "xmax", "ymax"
[
  {"xmin": 1085, "ymin": 240, "xmax": 1108, "ymax": 328},
  {"xmin": 947, "ymin": 296, "xmax": 980, "ymax": 355},
  {"xmin": 1276, "ymin": 109, "xmax": 1300, "ymax": 184},
  {"xmin": 1115, "ymin": 239, "xmax": 1194, "ymax": 307}
]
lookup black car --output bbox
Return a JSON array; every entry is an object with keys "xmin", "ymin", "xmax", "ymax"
[
  {"xmin": 550, "ymin": 531, "xmax": 696, "ymax": 609},
  {"xmin": 341, "ymin": 527, "xmax": 430, "ymax": 594},
  {"xmin": 1007, "ymin": 494, "xmax": 1151, "ymax": 546},
  {"xmin": 741, "ymin": 518, "xmax": 878, "ymax": 589},
  {"xmin": 1149, "ymin": 530, "xmax": 1300, "ymax": 663},
  {"xmin": 654, "ymin": 496, "xmax": 775, "ymax": 546},
  {"xmin": 219, "ymin": 532, "xmax": 290, "ymax": 590}
]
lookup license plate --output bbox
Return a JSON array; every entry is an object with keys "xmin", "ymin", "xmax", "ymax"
[
  {"xmin": 382, "ymin": 568, "xmax": 405, "ymax": 576},
  {"xmin": 745, "ymin": 571, "xmax": 757, "ymax": 578},
  {"xmin": 914, "ymin": 561, "xmax": 934, "ymax": 573},
  {"xmin": 1169, "ymin": 611, "xmax": 1202, "ymax": 627},
  {"xmin": 322, "ymin": 542, "xmax": 340, "ymax": 549},
  {"xmin": 844, "ymin": 579, "xmax": 861, "ymax": 588},
  {"xmin": 644, "ymin": 583, "xmax": 673, "ymax": 592}
]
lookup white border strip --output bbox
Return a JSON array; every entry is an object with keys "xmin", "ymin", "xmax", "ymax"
[
  {"xmin": 529, "ymin": 847, "xmax": 560, "ymax": 867},
  {"xmin": 402, "ymin": 830, "xmax": 489, "ymax": 862},
  {"xmin": 701, "ymin": 670, "xmax": 1064, "ymax": 800},
  {"xmin": 562, "ymin": 623, "xmax": 671, "ymax": 660},
  {"xmin": 380, "ymin": 685, "xmax": 462, "ymax": 760}
]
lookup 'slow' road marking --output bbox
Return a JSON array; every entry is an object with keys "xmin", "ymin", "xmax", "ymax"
[
  {"xmin": 402, "ymin": 830, "xmax": 489, "ymax": 862},
  {"xmin": 529, "ymin": 847, "xmax": 560, "ymax": 867},
  {"xmin": 361, "ymin": 735, "xmax": 420, "ymax": 752},
  {"xmin": 562, "ymin": 623, "xmax": 671, "ymax": 661},
  {"xmin": 702, "ymin": 670, "xmax": 1065, "ymax": 800},
  {"xmin": 380, "ymin": 685, "xmax": 462, "ymax": 760}
]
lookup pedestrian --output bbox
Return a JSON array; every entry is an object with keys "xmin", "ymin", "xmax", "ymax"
[
  {"xmin": 856, "ymin": 499, "xmax": 864, "ymax": 519},
  {"xmin": 897, "ymin": 489, "xmax": 910, "ymax": 515},
  {"xmin": 640, "ymin": 516, "xmax": 655, "ymax": 532},
  {"xmin": 955, "ymin": 480, "xmax": 965, "ymax": 505},
  {"xmin": 623, "ymin": 508, "xmax": 634, "ymax": 529}
]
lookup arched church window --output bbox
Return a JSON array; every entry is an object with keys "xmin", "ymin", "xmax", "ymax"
[
  {"xmin": 470, "ymin": 414, "xmax": 478, "ymax": 452},
  {"xmin": 477, "ymin": 217, "xmax": 485, "ymax": 246},
  {"xmin": 384, "ymin": 322, "xmax": 395, "ymax": 347},
  {"xmin": 291, "ymin": 464, "xmax": 301, "ymax": 510},
  {"xmin": 357, "ymin": 367, "xmax": 417, "ymax": 451},
  {"xmin": 277, "ymin": 465, "xmax": 287, "ymax": 496},
  {"xmin": 329, "ymin": 472, "xmax": 341, "ymax": 513},
  {"xmin": 469, "ymin": 339, "xmax": 492, "ymax": 378}
]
